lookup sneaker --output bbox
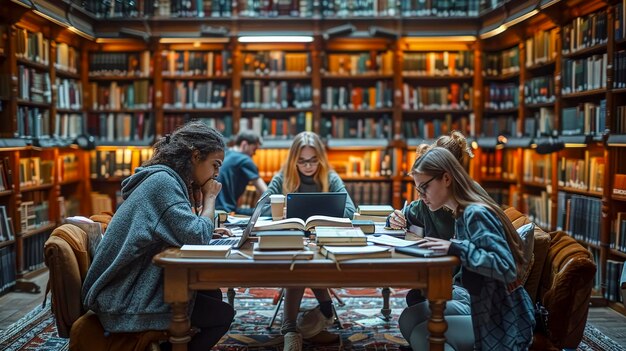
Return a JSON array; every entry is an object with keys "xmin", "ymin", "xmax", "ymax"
[
  {"xmin": 283, "ymin": 331, "xmax": 303, "ymax": 351},
  {"xmin": 297, "ymin": 306, "xmax": 335, "ymax": 339}
]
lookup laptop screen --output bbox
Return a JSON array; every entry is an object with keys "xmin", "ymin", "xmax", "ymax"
[
  {"xmin": 286, "ymin": 192, "xmax": 347, "ymax": 220},
  {"xmin": 234, "ymin": 192, "xmax": 270, "ymax": 249}
]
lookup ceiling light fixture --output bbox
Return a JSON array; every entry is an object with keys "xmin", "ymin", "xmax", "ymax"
[
  {"xmin": 238, "ymin": 36, "xmax": 314, "ymax": 43},
  {"xmin": 323, "ymin": 24, "xmax": 356, "ymax": 40}
]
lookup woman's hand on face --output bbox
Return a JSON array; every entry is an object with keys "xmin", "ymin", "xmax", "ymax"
[
  {"xmin": 201, "ymin": 178, "xmax": 222, "ymax": 199},
  {"xmin": 418, "ymin": 237, "xmax": 451, "ymax": 254},
  {"xmin": 389, "ymin": 209, "xmax": 407, "ymax": 229}
]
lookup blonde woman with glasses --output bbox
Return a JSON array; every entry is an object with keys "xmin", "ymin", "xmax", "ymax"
[{"xmin": 262, "ymin": 131, "xmax": 355, "ymax": 351}]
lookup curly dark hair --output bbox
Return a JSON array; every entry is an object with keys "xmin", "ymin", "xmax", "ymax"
[{"xmin": 143, "ymin": 121, "xmax": 226, "ymax": 192}]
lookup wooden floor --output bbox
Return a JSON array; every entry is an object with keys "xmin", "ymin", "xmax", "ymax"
[{"xmin": 1, "ymin": 270, "xmax": 626, "ymax": 348}]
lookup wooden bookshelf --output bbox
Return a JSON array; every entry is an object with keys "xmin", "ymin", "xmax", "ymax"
[{"xmin": 0, "ymin": 0, "xmax": 625, "ymax": 315}]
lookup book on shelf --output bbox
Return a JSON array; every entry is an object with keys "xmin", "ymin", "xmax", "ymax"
[
  {"xmin": 314, "ymin": 227, "xmax": 366, "ymax": 246},
  {"xmin": 319, "ymin": 245, "xmax": 391, "ymax": 262},
  {"xmin": 357, "ymin": 205, "xmax": 394, "ymax": 216},
  {"xmin": 179, "ymin": 244, "xmax": 231, "ymax": 258},
  {"xmin": 252, "ymin": 243, "xmax": 314, "ymax": 260},
  {"xmin": 0, "ymin": 206, "xmax": 14, "ymax": 241},
  {"xmin": 256, "ymin": 230, "xmax": 305, "ymax": 250},
  {"xmin": 253, "ymin": 215, "xmax": 352, "ymax": 232},
  {"xmin": 614, "ymin": 174, "xmax": 626, "ymax": 196},
  {"xmin": 619, "ymin": 264, "xmax": 626, "ymax": 303},
  {"xmin": 351, "ymin": 219, "xmax": 375, "ymax": 234}
]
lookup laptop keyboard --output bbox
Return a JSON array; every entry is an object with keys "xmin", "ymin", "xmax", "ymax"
[{"xmin": 209, "ymin": 238, "xmax": 237, "ymax": 246}]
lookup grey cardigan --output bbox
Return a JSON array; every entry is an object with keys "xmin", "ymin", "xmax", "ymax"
[{"xmin": 82, "ymin": 165, "xmax": 215, "ymax": 332}]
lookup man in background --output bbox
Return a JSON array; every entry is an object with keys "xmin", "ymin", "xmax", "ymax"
[{"xmin": 216, "ymin": 130, "xmax": 267, "ymax": 215}]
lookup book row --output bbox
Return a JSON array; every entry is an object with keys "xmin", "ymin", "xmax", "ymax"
[{"xmin": 83, "ymin": 0, "xmax": 497, "ymax": 18}]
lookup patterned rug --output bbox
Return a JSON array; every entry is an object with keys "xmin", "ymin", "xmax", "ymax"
[{"xmin": 1, "ymin": 288, "xmax": 624, "ymax": 351}]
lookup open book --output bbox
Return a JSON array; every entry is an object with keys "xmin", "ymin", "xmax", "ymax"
[{"xmin": 254, "ymin": 215, "xmax": 352, "ymax": 232}]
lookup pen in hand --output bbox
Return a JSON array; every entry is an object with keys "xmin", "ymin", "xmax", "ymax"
[{"xmin": 389, "ymin": 200, "xmax": 409, "ymax": 229}]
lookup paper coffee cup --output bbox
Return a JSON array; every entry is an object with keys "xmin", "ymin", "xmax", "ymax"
[{"xmin": 270, "ymin": 194, "xmax": 285, "ymax": 220}]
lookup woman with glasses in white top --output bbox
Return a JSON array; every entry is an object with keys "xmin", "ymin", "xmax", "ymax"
[{"xmin": 262, "ymin": 131, "xmax": 355, "ymax": 351}]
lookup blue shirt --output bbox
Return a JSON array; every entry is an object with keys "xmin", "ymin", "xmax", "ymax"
[{"xmin": 216, "ymin": 149, "xmax": 260, "ymax": 214}]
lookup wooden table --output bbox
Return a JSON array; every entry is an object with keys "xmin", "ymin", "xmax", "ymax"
[{"xmin": 153, "ymin": 246, "xmax": 459, "ymax": 351}]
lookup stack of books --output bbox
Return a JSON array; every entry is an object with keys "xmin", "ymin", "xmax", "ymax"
[
  {"xmin": 256, "ymin": 230, "xmax": 305, "ymax": 250},
  {"xmin": 252, "ymin": 230, "xmax": 314, "ymax": 260},
  {"xmin": 315, "ymin": 227, "xmax": 367, "ymax": 246},
  {"xmin": 353, "ymin": 205, "xmax": 394, "ymax": 222}
]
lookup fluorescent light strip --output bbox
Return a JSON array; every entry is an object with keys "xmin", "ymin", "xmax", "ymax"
[
  {"xmin": 505, "ymin": 9, "xmax": 539, "ymax": 28},
  {"xmin": 159, "ymin": 37, "xmax": 230, "ymax": 44},
  {"xmin": 404, "ymin": 36, "xmax": 476, "ymax": 42},
  {"xmin": 238, "ymin": 36, "xmax": 313, "ymax": 43},
  {"xmin": 479, "ymin": 9, "xmax": 539, "ymax": 40},
  {"xmin": 33, "ymin": 10, "xmax": 95, "ymax": 41},
  {"xmin": 33, "ymin": 9, "xmax": 67, "ymax": 28},
  {"xmin": 479, "ymin": 25, "xmax": 507, "ymax": 39},
  {"xmin": 68, "ymin": 26, "xmax": 95, "ymax": 41}
]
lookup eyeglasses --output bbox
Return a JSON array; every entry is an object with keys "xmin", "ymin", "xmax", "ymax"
[
  {"xmin": 415, "ymin": 175, "xmax": 438, "ymax": 197},
  {"xmin": 297, "ymin": 158, "xmax": 319, "ymax": 168}
]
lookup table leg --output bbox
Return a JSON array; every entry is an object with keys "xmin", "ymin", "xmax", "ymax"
[
  {"xmin": 227, "ymin": 287, "xmax": 236, "ymax": 306},
  {"xmin": 380, "ymin": 287, "xmax": 391, "ymax": 321},
  {"xmin": 427, "ymin": 299, "xmax": 448, "ymax": 351},
  {"xmin": 163, "ymin": 267, "xmax": 191, "ymax": 351},
  {"xmin": 426, "ymin": 266, "xmax": 454, "ymax": 351},
  {"xmin": 170, "ymin": 301, "xmax": 192, "ymax": 351}
]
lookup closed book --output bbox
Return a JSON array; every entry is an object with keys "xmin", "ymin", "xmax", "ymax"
[
  {"xmin": 315, "ymin": 227, "xmax": 366, "ymax": 246},
  {"xmin": 256, "ymin": 230, "xmax": 305, "ymax": 250},
  {"xmin": 352, "ymin": 212, "xmax": 389, "ymax": 223},
  {"xmin": 395, "ymin": 243, "xmax": 446, "ymax": 258},
  {"xmin": 180, "ymin": 245, "xmax": 231, "ymax": 258},
  {"xmin": 357, "ymin": 205, "xmax": 394, "ymax": 216},
  {"xmin": 254, "ymin": 215, "xmax": 352, "ymax": 232},
  {"xmin": 351, "ymin": 219, "xmax": 375, "ymax": 234},
  {"xmin": 252, "ymin": 243, "xmax": 314, "ymax": 260},
  {"xmin": 319, "ymin": 245, "xmax": 391, "ymax": 261}
]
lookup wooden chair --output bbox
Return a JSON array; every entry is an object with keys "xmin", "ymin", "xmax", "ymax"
[{"xmin": 44, "ymin": 215, "xmax": 172, "ymax": 351}]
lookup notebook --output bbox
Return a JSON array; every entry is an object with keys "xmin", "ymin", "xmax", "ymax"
[
  {"xmin": 286, "ymin": 192, "xmax": 347, "ymax": 221},
  {"xmin": 208, "ymin": 192, "xmax": 270, "ymax": 249}
]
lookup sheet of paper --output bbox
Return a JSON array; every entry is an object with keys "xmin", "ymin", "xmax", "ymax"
[{"xmin": 367, "ymin": 234, "xmax": 424, "ymax": 247}]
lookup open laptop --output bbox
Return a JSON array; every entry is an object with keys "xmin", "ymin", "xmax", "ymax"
[
  {"xmin": 208, "ymin": 192, "xmax": 270, "ymax": 249},
  {"xmin": 286, "ymin": 192, "xmax": 347, "ymax": 220}
]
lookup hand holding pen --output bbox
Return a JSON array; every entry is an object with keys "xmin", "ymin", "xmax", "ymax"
[{"xmin": 389, "ymin": 200, "xmax": 408, "ymax": 229}]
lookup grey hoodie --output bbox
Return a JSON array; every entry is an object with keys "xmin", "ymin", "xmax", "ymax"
[{"xmin": 82, "ymin": 164, "xmax": 214, "ymax": 332}]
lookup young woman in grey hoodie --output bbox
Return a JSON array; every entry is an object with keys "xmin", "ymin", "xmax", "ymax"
[{"xmin": 82, "ymin": 121, "xmax": 234, "ymax": 351}]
